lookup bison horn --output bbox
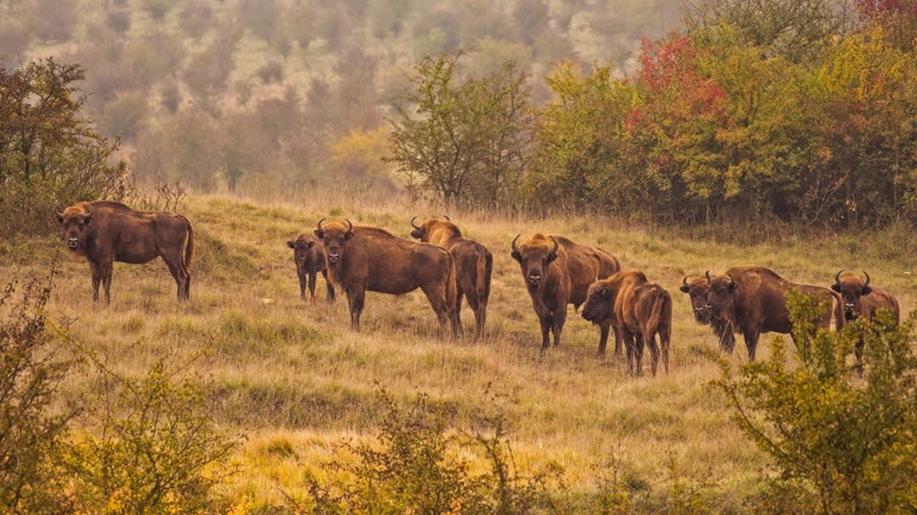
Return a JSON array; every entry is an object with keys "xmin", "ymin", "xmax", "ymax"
[
  {"xmin": 682, "ymin": 275, "xmax": 689, "ymax": 287},
  {"xmin": 442, "ymin": 214, "xmax": 450, "ymax": 221},
  {"xmin": 511, "ymin": 233, "xmax": 521, "ymax": 254},
  {"xmin": 316, "ymin": 217, "xmax": 327, "ymax": 231},
  {"xmin": 344, "ymin": 218, "xmax": 353, "ymax": 235},
  {"xmin": 548, "ymin": 236, "xmax": 559, "ymax": 257},
  {"xmin": 726, "ymin": 274, "xmax": 737, "ymax": 287},
  {"xmin": 410, "ymin": 216, "xmax": 421, "ymax": 230},
  {"xmin": 705, "ymin": 270, "xmax": 712, "ymax": 283},
  {"xmin": 862, "ymin": 271, "xmax": 870, "ymax": 287},
  {"xmin": 835, "ymin": 269, "xmax": 844, "ymax": 286}
]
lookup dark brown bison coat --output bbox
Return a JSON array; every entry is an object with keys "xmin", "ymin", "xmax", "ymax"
[
  {"xmin": 314, "ymin": 219, "xmax": 458, "ymax": 335},
  {"xmin": 706, "ymin": 267, "xmax": 843, "ymax": 361},
  {"xmin": 287, "ymin": 234, "xmax": 334, "ymax": 303},
  {"xmin": 511, "ymin": 233, "xmax": 621, "ymax": 352},
  {"xmin": 57, "ymin": 201, "xmax": 193, "ymax": 303},
  {"xmin": 582, "ymin": 271, "xmax": 672, "ymax": 375},
  {"xmin": 831, "ymin": 271, "xmax": 900, "ymax": 372},
  {"xmin": 679, "ymin": 275, "xmax": 735, "ymax": 353},
  {"xmin": 410, "ymin": 217, "xmax": 492, "ymax": 339}
]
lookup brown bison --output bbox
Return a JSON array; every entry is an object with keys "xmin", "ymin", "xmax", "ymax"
[
  {"xmin": 705, "ymin": 267, "xmax": 843, "ymax": 361},
  {"xmin": 287, "ymin": 234, "xmax": 335, "ymax": 303},
  {"xmin": 679, "ymin": 275, "xmax": 735, "ymax": 353},
  {"xmin": 410, "ymin": 216, "xmax": 492, "ymax": 339},
  {"xmin": 314, "ymin": 218, "xmax": 458, "ymax": 335},
  {"xmin": 511, "ymin": 233, "xmax": 621, "ymax": 352},
  {"xmin": 582, "ymin": 271, "xmax": 673, "ymax": 376},
  {"xmin": 831, "ymin": 270, "xmax": 900, "ymax": 372},
  {"xmin": 56, "ymin": 201, "xmax": 193, "ymax": 303}
]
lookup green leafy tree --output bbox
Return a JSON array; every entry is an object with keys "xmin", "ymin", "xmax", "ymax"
[{"xmin": 714, "ymin": 293, "xmax": 916, "ymax": 513}]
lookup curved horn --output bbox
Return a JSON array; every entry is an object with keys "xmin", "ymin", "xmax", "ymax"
[
  {"xmin": 682, "ymin": 275, "xmax": 690, "ymax": 287},
  {"xmin": 344, "ymin": 218, "xmax": 354, "ymax": 234},
  {"xmin": 441, "ymin": 214, "xmax": 450, "ymax": 221},
  {"xmin": 835, "ymin": 269, "xmax": 844, "ymax": 286},
  {"xmin": 705, "ymin": 270, "xmax": 712, "ymax": 283},
  {"xmin": 862, "ymin": 271, "xmax": 870, "ymax": 287},
  {"xmin": 549, "ymin": 236, "xmax": 559, "ymax": 256},
  {"xmin": 511, "ymin": 233, "xmax": 521, "ymax": 254},
  {"xmin": 726, "ymin": 273, "xmax": 737, "ymax": 287},
  {"xmin": 316, "ymin": 217, "xmax": 327, "ymax": 231},
  {"xmin": 410, "ymin": 216, "xmax": 421, "ymax": 230}
]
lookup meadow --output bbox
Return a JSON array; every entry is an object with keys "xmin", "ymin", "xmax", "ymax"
[{"xmin": 3, "ymin": 191, "xmax": 914, "ymax": 511}]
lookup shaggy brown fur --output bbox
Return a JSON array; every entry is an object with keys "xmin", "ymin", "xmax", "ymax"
[{"xmin": 287, "ymin": 234, "xmax": 334, "ymax": 303}]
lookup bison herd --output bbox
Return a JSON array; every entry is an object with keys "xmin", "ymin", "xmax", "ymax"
[{"xmin": 58, "ymin": 201, "xmax": 901, "ymax": 376}]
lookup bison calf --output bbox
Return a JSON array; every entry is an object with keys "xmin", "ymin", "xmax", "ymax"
[
  {"xmin": 679, "ymin": 275, "xmax": 735, "ymax": 353},
  {"xmin": 511, "ymin": 233, "xmax": 621, "ymax": 353},
  {"xmin": 705, "ymin": 267, "xmax": 843, "ymax": 361},
  {"xmin": 831, "ymin": 270, "xmax": 900, "ymax": 373},
  {"xmin": 410, "ymin": 216, "xmax": 492, "ymax": 339},
  {"xmin": 287, "ymin": 234, "xmax": 335, "ymax": 303},
  {"xmin": 582, "ymin": 271, "xmax": 672, "ymax": 376},
  {"xmin": 57, "ymin": 201, "xmax": 193, "ymax": 303},
  {"xmin": 315, "ymin": 218, "xmax": 458, "ymax": 336}
]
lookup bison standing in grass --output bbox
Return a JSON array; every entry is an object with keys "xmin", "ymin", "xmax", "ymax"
[
  {"xmin": 511, "ymin": 233, "xmax": 620, "ymax": 353},
  {"xmin": 582, "ymin": 271, "xmax": 673, "ymax": 376},
  {"xmin": 287, "ymin": 234, "xmax": 334, "ymax": 303},
  {"xmin": 704, "ymin": 267, "xmax": 843, "ymax": 361},
  {"xmin": 679, "ymin": 274, "xmax": 735, "ymax": 353},
  {"xmin": 831, "ymin": 270, "xmax": 900, "ymax": 373},
  {"xmin": 410, "ymin": 216, "xmax": 492, "ymax": 339},
  {"xmin": 56, "ymin": 200, "xmax": 193, "ymax": 303},
  {"xmin": 314, "ymin": 218, "xmax": 458, "ymax": 336}
]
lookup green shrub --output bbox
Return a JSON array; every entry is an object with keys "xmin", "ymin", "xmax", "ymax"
[{"xmin": 714, "ymin": 293, "xmax": 916, "ymax": 513}]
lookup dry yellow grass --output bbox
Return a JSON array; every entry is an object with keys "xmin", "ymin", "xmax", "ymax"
[{"xmin": 2, "ymin": 192, "xmax": 913, "ymax": 511}]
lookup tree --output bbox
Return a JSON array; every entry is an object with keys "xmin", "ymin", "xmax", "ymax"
[{"xmin": 388, "ymin": 52, "xmax": 532, "ymax": 206}]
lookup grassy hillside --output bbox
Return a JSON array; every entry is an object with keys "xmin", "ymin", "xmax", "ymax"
[{"xmin": 3, "ymin": 192, "xmax": 914, "ymax": 511}]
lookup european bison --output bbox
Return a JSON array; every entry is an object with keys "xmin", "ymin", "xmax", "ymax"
[
  {"xmin": 511, "ymin": 233, "xmax": 621, "ymax": 352},
  {"xmin": 314, "ymin": 218, "xmax": 458, "ymax": 335},
  {"xmin": 831, "ymin": 270, "xmax": 900, "ymax": 373},
  {"xmin": 705, "ymin": 267, "xmax": 843, "ymax": 361},
  {"xmin": 287, "ymin": 234, "xmax": 334, "ymax": 303},
  {"xmin": 410, "ymin": 216, "xmax": 492, "ymax": 339},
  {"xmin": 56, "ymin": 201, "xmax": 193, "ymax": 303},
  {"xmin": 679, "ymin": 275, "xmax": 735, "ymax": 353},
  {"xmin": 582, "ymin": 271, "xmax": 673, "ymax": 376}
]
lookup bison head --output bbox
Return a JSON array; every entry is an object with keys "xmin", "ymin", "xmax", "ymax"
[
  {"xmin": 679, "ymin": 275, "xmax": 712, "ymax": 324},
  {"xmin": 56, "ymin": 206, "xmax": 92, "ymax": 250},
  {"xmin": 287, "ymin": 235, "xmax": 316, "ymax": 266},
  {"xmin": 831, "ymin": 270, "xmax": 872, "ymax": 321},
  {"xmin": 410, "ymin": 215, "xmax": 455, "ymax": 243},
  {"xmin": 511, "ymin": 234, "xmax": 559, "ymax": 288},
  {"xmin": 581, "ymin": 281, "xmax": 613, "ymax": 324},
  {"xmin": 704, "ymin": 271, "xmax": 739, "ymax": 322},
  {"xmin": 313, "ymin": 218, "xmax": 353, "ymax": 265}
]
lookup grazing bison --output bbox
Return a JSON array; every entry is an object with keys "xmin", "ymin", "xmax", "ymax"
[
  {"xmin": 56, "ymin": 201, "xmax": 193, "ymax": 303},
  {"xmin": 831, "ymin": 270, "xmax": 900, "ymax": 373},
  {"xmin": 704, "ymin": 267, "xmax": 843, "ymax": 361},
  {"xmin": 410, "ymin": 216, "xmax": 492, "ymax": 339},
  {"xmin": 286, "ymin": 234, "xmax": 334, "ymax": 303},
  {"xmin": 511, "ymin": 233, "xmax": 621, "ymax": 352},
  {"xmin": 582, "ymin": 271, "xmax": 673, "ymax": 376},
  {"xmin": 314, "ymin": 218, "xmax": 458, "ymax": 335},
  {"xmin": 679, "ymin": 275, "xmax": 735, "ymax": 353}
]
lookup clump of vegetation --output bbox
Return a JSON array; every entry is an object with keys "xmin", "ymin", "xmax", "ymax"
[
  {"xmin": 0, "ymin": 276, "xmax": 74, "ymax": 513},
  {"xmin": 292, "ymin": 389, "xmax": 559, "ymax": 513},
  {"xmin": 714, "ymin": 293, "xmax": 916, "ymax": 513}
]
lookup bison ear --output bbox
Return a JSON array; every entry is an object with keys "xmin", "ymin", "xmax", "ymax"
[
  {"xmin": 860, "ymin": 285, "xmax": 872, "ymax": 296},
  {"xmin": 56, "ymin": 212, "xmax": 64, "ymax": 224},
  {"xmin": 306, "ymin": 240, "xmax": 316, "ymax": 248},
  {"xmin": 830, "ymin": 283, "xmax": 842, "ymax": 293},
  {"xmin": 601, "ymin": 286, "xmax": 611, "ymax": 298},
  {"xmin": 287, "ymin": 240, "xmax": 296, "ymax": 249},
  {"xmin": 313, "ymin": 229, "xmax": 324, "ymax": 239},
  {"xmin": 545, "ymin": 252, "xmax": 558, "ymax": 264},
  {"xmin": 728, "ymin": 281, "xmax": 738, "ymax": 291},
  {"xmin": 344, "ymin": 231, "xmax": 353, "ymax": 241},
  {"xmin": 679, "ymin": 285, "xmax": 690, "ymax": 293},
  {"xmin": 511, "ymin": 250, "xmax": 522, "ymax": 263},
  {"xmin": 83, "ymin": 214, "xmax": 92, "ymax": 225}
]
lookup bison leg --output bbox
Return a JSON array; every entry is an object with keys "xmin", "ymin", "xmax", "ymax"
[
  {"xmin": 453, "ymin": 291, "xmax": 465, "ymax": 338},
  {"xmin": 538, "ymin": 315, "xmax": 552, "ymax": 351},
  {"xmin": 633, "ymin": 334, "xmax": 645, "ymax": 376},
  {"xmin": 421, "ymin": 282, "xmax": 455, "ymax": 338},
  {"xmin": 466, "ymin": 293, "xmax": 486, "ymax": 341},
  {"xmin": 308, "ymin": 271, "xmax": 318, "ymax": 303},
  {"xmin": 854, "ymin": 336, "xmax": 865, "ymax": 377},
  {"xmin": 322, "ymin": 270, "xmax": 335, "ymax": 303},
  {"xmin": 613, "ymin": 324, "xmax": 624, "ymax": 356},
  {"xmin": 624, "ymin": 333, "xmax": 636, "ymax": 374},
  {"xmin": 597, "ymin": 323, "xmax": 611, "ymax": 356},
  {"xmin": 645, "ymin": 332, "xmax": 660, "ymax": 377},
  {"xmin": 660, "ymin": 327, "xmax": 671, "ymax": 375},
  {"xmin": 346, "ymin": 288, "xmax": 365, "ymax": 331},
  {"xmin": 743, "ymin": 330, "xmax": 760, "ymax": 361},
  {"xmin": 551, "ymin": 309, "xmax": 566, "ymax": 347},
  {"xmin": 99, "ymin": 260, "xmax": 114, "ymax": 305},
  {"xmin": 89, "ymin": 260, "xmax": 101, "ymax": 303},
  {"xmin": 297, "ymin": 269, "xmax": 307, "ymax": 300},
  {"xmin": 162, "ymin": 252, "xmax": 190, "ymax": 302}
]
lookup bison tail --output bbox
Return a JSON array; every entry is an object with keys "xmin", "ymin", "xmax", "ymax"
[
  {"xmin": 648, "ymin": 287, "xmax": 672, "ymax": 340},
  {"xmin": 829, "ymin": 290, "xmax": 844, "ymax": 331},
  {"xmin": 478, "ymin": 250, "xmax": 493, "ymax": 304},
  {"xmin": 180, "ymin": 215, "xmax": 194, "ymax": 271}
]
